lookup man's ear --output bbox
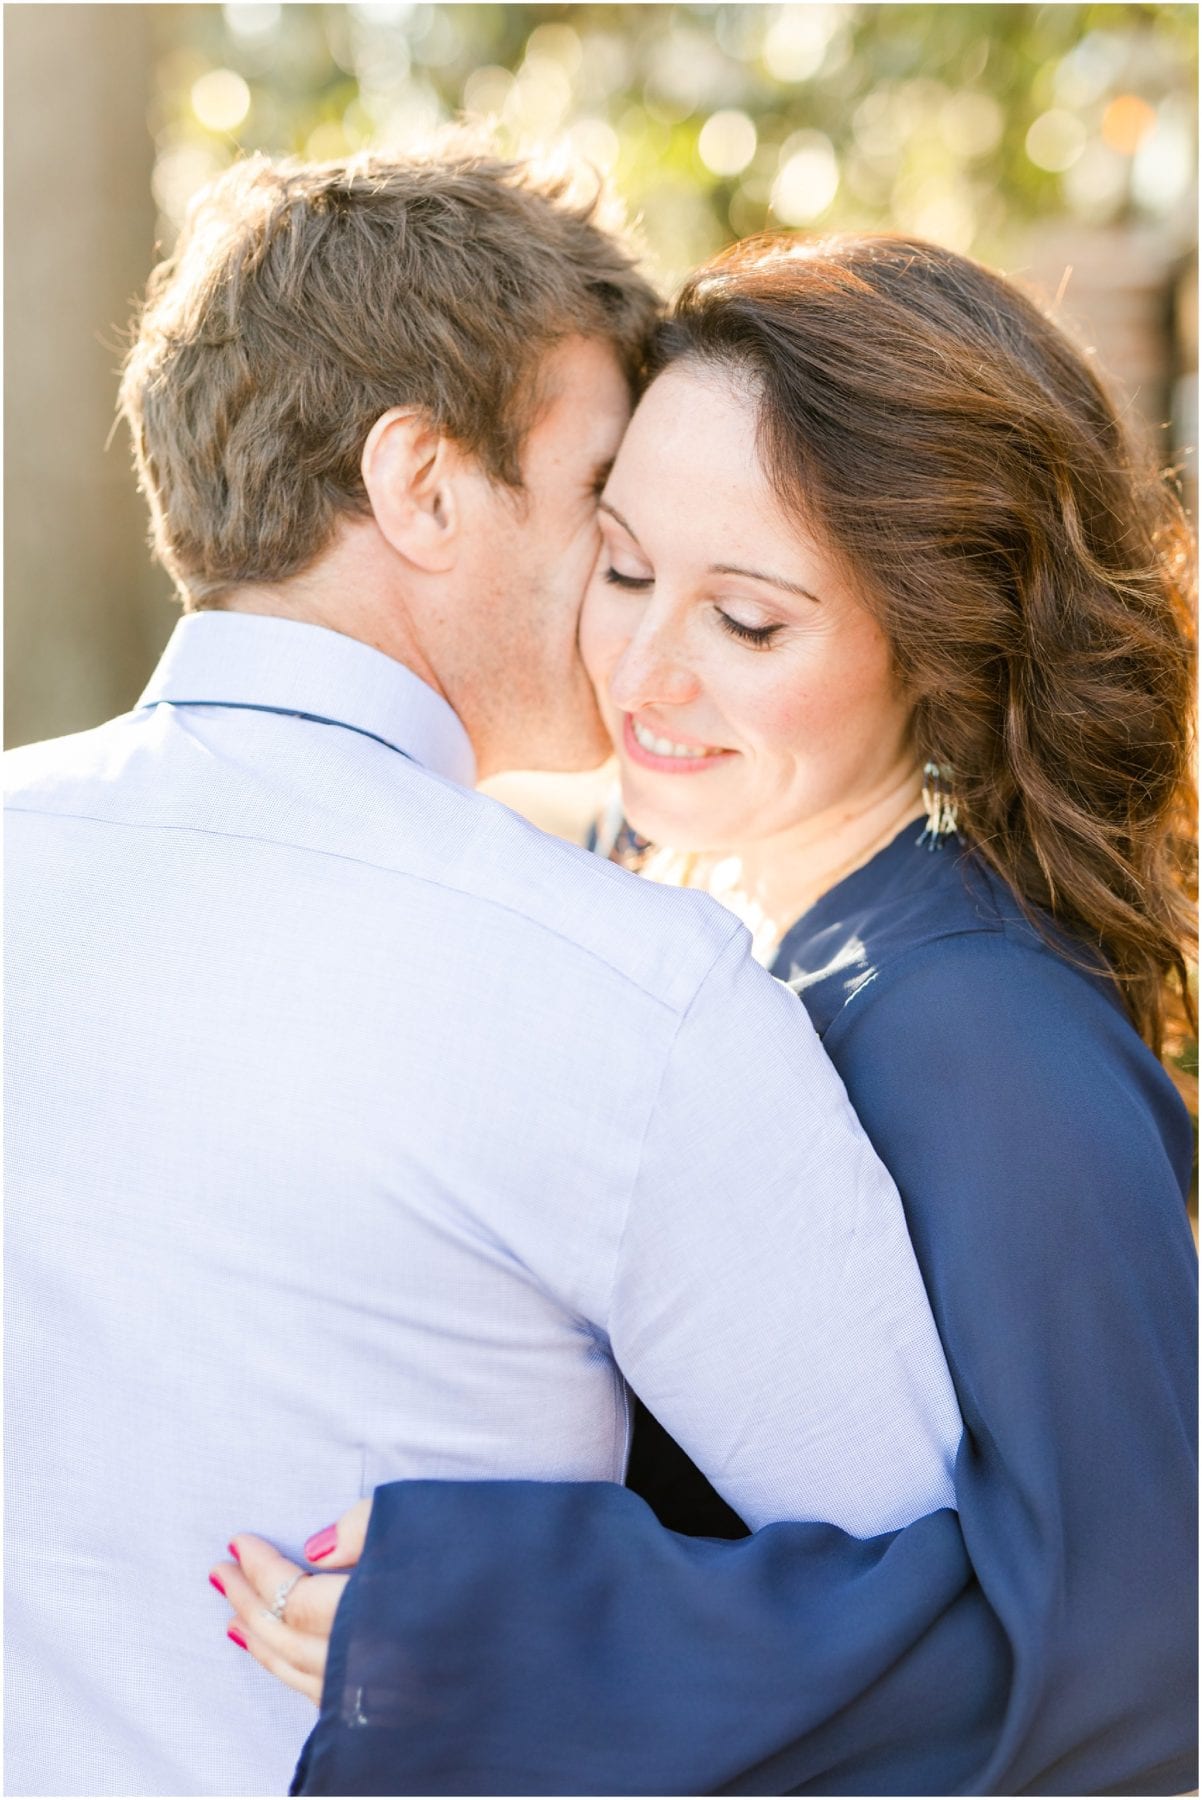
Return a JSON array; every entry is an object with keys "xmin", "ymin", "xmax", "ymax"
[{"xmin": 361, "ymin": 409, "xmax": 461, "ymax": 574}]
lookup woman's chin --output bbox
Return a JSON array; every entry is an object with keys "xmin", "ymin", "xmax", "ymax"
[{"xmin": 620, "ymin": 796, "xmax": 722, "ymax": 857}]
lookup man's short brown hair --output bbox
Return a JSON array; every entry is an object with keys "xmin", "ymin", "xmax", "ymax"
[{"xmin": 119, "ymin": 144, "xmax": 660, "ymax": 606}]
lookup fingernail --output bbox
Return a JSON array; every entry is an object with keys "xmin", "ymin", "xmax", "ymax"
[
  {"xmin": 228, "ymin": 1626, "xmax": 248, "ymax": 1650},
  {"xmin": 227, "ymin": 1541, "xmax": 241, "ymax": 1563},
  {"xmin": 209, "ymin": 1574, "xmax": 226, "ymax": 1597},
  {"xmin": 304, "ymin": 1525, "xmax": 338, "ymax": 1562}
]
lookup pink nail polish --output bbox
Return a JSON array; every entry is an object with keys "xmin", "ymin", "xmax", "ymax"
[
  {"xmin": 209, "ymin": 1574, "xmax": 226, "ymax": 1597},
  {"xmin": 304, "ymin": 1525, "xmax": 338, "ymax": 1563},
  {"xmin": 227, "ymin": 1541, "xmax": 241, "ymax": 1563},
  {"xmin": 228, "ymin": 1626, "xmax": 248, "ymax": 1650}
]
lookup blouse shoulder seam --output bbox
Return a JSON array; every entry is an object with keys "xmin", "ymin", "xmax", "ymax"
[{"xmin": 819, "ymin": 921, "xmax": 1109, "ymax": 1049}]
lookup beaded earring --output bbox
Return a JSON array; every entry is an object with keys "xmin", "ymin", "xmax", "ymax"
[{"xmin": 918, "ymin": 761, "xmax": 959, "ymax": 850}]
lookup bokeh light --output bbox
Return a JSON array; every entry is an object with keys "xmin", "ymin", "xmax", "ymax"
[
  {"xmin": 1132, "ymin": 99, "xmax": 1194, "ymax": 211},
  {"xmin": 1026, "ymin": 109, "xmax": 1088, "ymax": 173},
  {"xmin": 190, "ymin": 68, "xmax": 252, "ymax": 134},
  {"xmin": 462, "ymin": 65, "xmax": 513, "ymax": 119},
  {"xmin": 130, "ymin": 0, "xmax": 1186, "ymax": 556},
  {"xmin": 698, "ymin": 110, "xmax": 757, "ymax": 177},
  {"xmin": 761, "ymin": 7, "xmax": 839, "ymax": 83},
  {"xmin": 771, "ymin": 133, "xmax": 840, "ymax": 226},
  {"xmin": 142, "ymin": 1, "xmax": 1196, "ymax": 296},
  {"xmin": 569, "ymin": 117, "xmax": 621, "ymax": 175},
  {"xmin": 939, "ymin": 92, "xmax": 1004, "ymax": 160},
  {"xmin": 223, "ymin": 4, "xmax": 281, "ymax": 40},
  {"xmin": 1102, "ymin": 93, "xmax": 1158, "ymax": 154}
]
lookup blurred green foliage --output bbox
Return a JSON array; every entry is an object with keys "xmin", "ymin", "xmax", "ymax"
[{"xmin": 150, "ymin": 3, "xmax": 1197, "ymax": 284}]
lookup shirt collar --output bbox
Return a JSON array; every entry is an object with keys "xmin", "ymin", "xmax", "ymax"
[{"xmin": 136, "ymin": 612, "xmax": 476, "ymax": 788}]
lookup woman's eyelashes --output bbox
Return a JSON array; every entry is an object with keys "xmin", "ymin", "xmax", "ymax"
[
  {"xmin": 601, "ymin": 547, "xmax": 788, "ymax": 651},
  {"xmin": 603, "ymin": 565, "xmax": 786, "ymax": 650},
  {"xmin": 718, "ymin": 612, "xmax": 785, "ymax": 648}
]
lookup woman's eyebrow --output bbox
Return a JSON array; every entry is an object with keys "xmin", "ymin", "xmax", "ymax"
[
  {"xmin": 709, "ymin": 562, "xmax": 820, "ymax": 603},
  {"xmin": 597, "ymin": 499, "xmax": 643, "ymax": 545},
  {"xmin": 600, "ymin": 504, "xmax": 820, "ymax": 604}
]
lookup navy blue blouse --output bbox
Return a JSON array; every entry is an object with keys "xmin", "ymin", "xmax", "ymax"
[{"xmin": 294, "ymin": 828, "xmax": 1197, "ymax": 1796}]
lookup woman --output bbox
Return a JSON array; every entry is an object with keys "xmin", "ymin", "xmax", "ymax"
[{"xmin": 216, "ymin": 236, "xmax": 1197, "ymax": 1796}]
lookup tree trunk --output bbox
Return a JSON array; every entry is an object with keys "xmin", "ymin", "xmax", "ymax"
[{"xmin": 4, "ymin": 3, "xmax": 172, "ymax": 750}]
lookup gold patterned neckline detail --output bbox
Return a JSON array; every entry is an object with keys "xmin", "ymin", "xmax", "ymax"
[{"xmin": 636, "ymin": 799, "xmax": 926, "ymax": 967}]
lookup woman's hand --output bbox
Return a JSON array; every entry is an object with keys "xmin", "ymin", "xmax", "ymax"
[{"xmin": 212, "ymin": 1499, "xmax": 372, "ymax": 1705}]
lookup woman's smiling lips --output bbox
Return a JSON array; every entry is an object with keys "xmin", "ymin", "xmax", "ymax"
[{"xmin": 622, "ymin": 711, "xmax": 735, "ymax": 773}]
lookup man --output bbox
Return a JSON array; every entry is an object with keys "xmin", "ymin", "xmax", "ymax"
[{"xmin": 5, "ymin": 148, "xmax": 962, "ymax": 1796}]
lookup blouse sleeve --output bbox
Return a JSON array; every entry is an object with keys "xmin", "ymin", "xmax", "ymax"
[{"xmin": 293, "ymin": 934, "xmax": 1197, "ymax": 1798}]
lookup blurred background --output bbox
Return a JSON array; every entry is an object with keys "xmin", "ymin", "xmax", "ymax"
[{"xmin": 5, "ymin": 1, "xmax": 1196, "ymax": 751}]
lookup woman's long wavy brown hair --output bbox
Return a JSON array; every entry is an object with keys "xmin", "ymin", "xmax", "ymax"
[{"xmin": 657, "ymin": 235, "xmax": 1196, "ymax": 1054}]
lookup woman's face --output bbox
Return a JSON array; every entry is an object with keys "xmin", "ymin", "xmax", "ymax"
[{"xmin": 580, "ymin": 363, "xmax": 915, "ymax": 855}]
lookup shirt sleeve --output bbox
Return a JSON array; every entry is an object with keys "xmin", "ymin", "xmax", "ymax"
[
  {"xmin": 293, "ymin": 932, "xmax": 1197, "ymax": 1799},
  {"xmin": 604, "ymin": 926, "xmax": 961, "ymax": 1536}
]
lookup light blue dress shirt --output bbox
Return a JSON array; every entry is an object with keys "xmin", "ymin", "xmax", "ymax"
[{"xmin": 6, "ymin": 612, "xmax": 961, "ymax": 1797}]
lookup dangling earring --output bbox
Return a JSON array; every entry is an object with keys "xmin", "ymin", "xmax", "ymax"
[{"xmin": 918, "ymin": 761, "xmax": 958, "ymax": 850}]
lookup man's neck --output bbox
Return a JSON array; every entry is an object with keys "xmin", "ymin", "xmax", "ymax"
[{"xmin": 216, "ymin": 529, "xmax": 447, "ymax": 701}]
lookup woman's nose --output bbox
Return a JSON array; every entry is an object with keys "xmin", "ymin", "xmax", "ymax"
[{"xmin": 607, "ymin": 625, "xmax": 701, "ymax": 713}]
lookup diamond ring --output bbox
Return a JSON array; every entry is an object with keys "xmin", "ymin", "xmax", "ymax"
[{"xmin": 264, "ymin": 1571, "xmax": 305, "ymax": 1625}]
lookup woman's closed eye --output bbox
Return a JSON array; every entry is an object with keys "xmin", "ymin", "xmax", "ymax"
[
  {"xmin": 603, "ymin": 565, "xmax": 786, "ymax": 648},
  {"xmin": 717, "ymin": 611, "xmax": 785, "ymax": 648}
]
